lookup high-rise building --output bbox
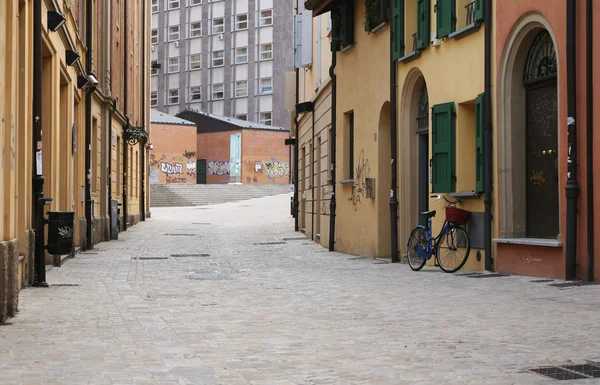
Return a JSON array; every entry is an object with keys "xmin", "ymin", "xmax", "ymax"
[{"xmin": 151, "ymin": 0, "xmax": 294, "ymax": 128}]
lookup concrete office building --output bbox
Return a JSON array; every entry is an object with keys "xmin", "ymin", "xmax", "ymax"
[{"xmin": 151, "ymin": 0, "xmax": 294, "ymax": 128}]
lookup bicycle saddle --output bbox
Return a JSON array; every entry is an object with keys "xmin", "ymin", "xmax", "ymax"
[{"xmin": 421, "ymin": 210, "xmax": 436, "ymax": 218}]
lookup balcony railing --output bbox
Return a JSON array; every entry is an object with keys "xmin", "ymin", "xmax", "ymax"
[{"xmin": 465, "ymin": 1, "xmax": 477, "ymax": 26}]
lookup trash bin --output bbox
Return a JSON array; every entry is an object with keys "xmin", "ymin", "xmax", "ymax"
[
  {"xmin": 46, "ymin": 211, "xmax": 75, "ymax": 255},
  {"xmin": 110, "ymin": 200, "xmax": 119, "ymax": 240}
]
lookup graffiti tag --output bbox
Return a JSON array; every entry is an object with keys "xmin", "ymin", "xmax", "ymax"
[
  {"xmin": 263, "ymin": 159, "xmax": 290, "ymax": 179},
  {"xmin": 208, "ymin": 161, "xmax": 230, "ymax": 176},
  {"xmin": 348, "ymin": 150, "xmax": 370, "ymax": 211},
  {"xmin": 161, "ymin": 162, "xmax": 184, "ymax": 174}
]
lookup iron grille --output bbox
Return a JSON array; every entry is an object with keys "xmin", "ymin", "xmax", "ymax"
[{"xmin": 523, "ymin": 29, "xmax": 557, "ymax": 85}]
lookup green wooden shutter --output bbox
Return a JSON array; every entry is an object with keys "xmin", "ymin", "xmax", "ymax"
[
  {"xmin": 392, "ymin": 0, "xmax": 405, "ymax": 60},
  {"xmin": 432, "ymin": 102, "xmax": 456, "ymax": 193},
  {"xmin": 379, "ymin": 0, "xmax": 389, "ymax": 21},
  {"xmin": 436, "ymin": 0, "xmax": 456, "ymax": 38},
  {"xmin": 475, "ymin": 93, "xmax": 484, "ymax": 192},
  {"xmin": 331, "ymin": 8, "xmax": 341, "ymax": 52},
  {"xmin": 475, "ymin": 0, "xmax": 484, "ymax": 22},
  {"xmin": 341, "ymin": 0, "xmax": 355, "ymax": 46},
  {"xmin": 417, "ymin": 0, "xmax": 430, "ymax": 50}
]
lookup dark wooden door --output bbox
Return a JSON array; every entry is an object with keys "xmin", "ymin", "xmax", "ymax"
[
  {"xmin": 418, "ymin": 133, "xmax": 429, "ymax": 226},
  {"xmin": 526, "ymin": 83, "xmax": 559, "ymax": 238},
  {"xmin": 196, "ymin": 159, "xmax": 207, "ymax": 184}
]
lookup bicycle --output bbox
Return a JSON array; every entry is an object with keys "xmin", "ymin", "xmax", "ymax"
[{"xmin": 406, "ymin": 195, "xmax": 471, "ymax": 273}]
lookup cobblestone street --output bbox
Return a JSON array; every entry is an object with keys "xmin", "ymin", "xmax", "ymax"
[{"xmin": 1, "ymin": 193, "xmax": 600, "ymax": 385}]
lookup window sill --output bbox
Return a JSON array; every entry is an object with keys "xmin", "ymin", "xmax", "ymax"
[
  {"xmin": 340, "ymin": 44, "xmax": 355, "ymax": 54},
  {"xmin": 448, "ymin": 22, "xmax": 482, "ymax": 40},
  {"xmin": 397, "ymin": 50, "xmax": 421, "ymax": 64},
  {"xmin": 340, "ymin": 179, "xmax": 354, "ymax": 185},
  {"xmin": 450, "ymin": 191, "xmax": 481, "ymax": 199},
  {"xmin": 369, "ymin": 21, "xmax": 388, "ymax": 34},
  {"xmin": 493, "ymin": 238, "xmax": 563, "ymax": 248}
]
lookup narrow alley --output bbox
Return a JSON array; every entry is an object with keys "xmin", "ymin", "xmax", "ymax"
[{"xmin": 1, "ymin": 193, "xmax": 599, "ymax": 385}]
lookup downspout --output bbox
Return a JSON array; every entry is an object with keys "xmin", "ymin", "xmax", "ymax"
[
  {"xmin": 32, "ymin": 0, "xmax": 48, "ymax": 286},
  {"xmin": 108, "ymin": 101, "xmax": 114, "ymax": 230},
  {"xmin": 311, "ymin": 109, "xmax": 315, "ymax": 239},
  {"xmin": 565, "ymin": 0, "xmax": 579, "ymax": 280},
  {"xmin": 123, "ymin": 0, "xmax": 129, "ymax": 231},
  {"xmin": 141, "ymin": 0, "xmax": 146, "ymax": 221},
  {"xmin": 586, "ymin": 0, "xmax": 594, "ymax": 281},
  {"xmin": 328, "ymin": 38, "xmax": 337, "ymax": 252},
  {"xmin": 294, "ymin": 68, "xmax": 300, "ymax": 232},
  {"xmin": 389, "ymin": 6, "xmax": 399, "ymax": 263},
  {"xmin": 85, "ymin": 0, "xmax": 93, "ymax": 249},
  {"xmin": 483, "ymin": 0, "xmax": 493, "ymax": 271}
]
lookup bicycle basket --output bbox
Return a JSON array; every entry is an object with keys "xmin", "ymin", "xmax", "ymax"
[{"xmin": 445, "ymin": 206, "xmax": 471, "ymax": 224}]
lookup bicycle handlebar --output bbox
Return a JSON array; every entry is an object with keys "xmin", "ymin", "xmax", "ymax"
[{"xmin": 430, "ymin": 194, "xmax": 462, "ymax": 206}]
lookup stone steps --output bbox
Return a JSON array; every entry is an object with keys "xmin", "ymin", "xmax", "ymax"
[{"xmin": 150, "ymin": 184, "xmax": 293, "ymax": 207}]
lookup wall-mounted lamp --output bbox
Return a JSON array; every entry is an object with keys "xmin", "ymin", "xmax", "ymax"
[
  {"xmin": 66, "ymin": 50, "xmax": 80, "ymax": 66},
  {"xmin": 77, "ymin": 74, "xmax": 89, "ymax": 89},
  {"xmin": 47, "ymin": 10, "xmax": 67, "ymax": 32}
]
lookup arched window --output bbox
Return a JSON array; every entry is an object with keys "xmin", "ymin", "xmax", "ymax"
[{"xmin": 523, "ymin": 30, "xmax": 557, "ymax": 85}]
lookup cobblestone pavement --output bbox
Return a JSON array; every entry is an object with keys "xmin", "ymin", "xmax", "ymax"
[{"xmin": 2, "ymin": 193, "xmax": 600, "ymax": 385}]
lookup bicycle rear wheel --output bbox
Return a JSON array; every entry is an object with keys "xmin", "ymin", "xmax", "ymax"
[
  {"xmin": 436, "ymin": 224, "xmax": 470, "ymax": 273},
  {"xmin": 407, "ymin": 227, "xmax": 428, "ymax": 271}
]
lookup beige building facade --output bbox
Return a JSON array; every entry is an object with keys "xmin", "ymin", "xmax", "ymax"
[{"xmin": 0, "ymin": 0, "xmax": 150, "ymax": 322}]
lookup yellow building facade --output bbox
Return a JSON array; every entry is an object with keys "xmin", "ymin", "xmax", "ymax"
[
  {"xmin": 0, "ymin": 0, "xmax": 150, "ymax": 322},
  {"xmin": 301, "ymin": 0, "xmax": 488, "ymax": 270}
]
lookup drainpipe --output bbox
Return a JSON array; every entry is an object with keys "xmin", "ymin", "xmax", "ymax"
[
  {"xmin": 586, "ymin": 0, "xmax": 594, "ymax": 281},
  {"xmin": 483, "ymin": 0, "xmax": 493, "ymax": 271},
  {"xmin": 140, "ymin": 0, "xmax": 146, "ymax": 222},
  {"xmin": 565, "ymin": 0, "xmax": 579, "ymax": 280},
  {"xmin": 294, "ymin": 68, "xmax": 300, "ymax": 232},
  {"xmin": 108, "ymin": 100, "xmax": 114, "ymax": 232},
  {"xmin": 123, "ymin": 1, "xmax": 129, "ymax": 231},
  {"xmin": 389, "ymin": 7, "xmax": 399, "ymax": 263},
  {"xmin": 32, "ymin": 0, "xmax": 48, "ymax": 286},
  {"xmin": 311, "ymin": 110, "xmax": 315, "ymax": 239},
  {"xmin": 328, "ymin": 42, "xmax": 337, "ymax": 252},
  {"xmin": 85, "ymin": 0, "xmax": 93, "ymax": 250}
]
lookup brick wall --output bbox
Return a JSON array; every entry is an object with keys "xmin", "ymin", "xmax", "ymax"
[
  {"xmin": 196, "ymin": 129, "xmax": 290, "ymax": 185},
  {"xmin": 150, "ymin": 123, "xmax": 197, "ymax": 184}
]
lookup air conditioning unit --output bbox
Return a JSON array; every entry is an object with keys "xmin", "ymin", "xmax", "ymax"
[
  {"xmin": 174, "ymin": 41, "xmax": 179, "ymax": 47},
  {"xmin": 218, "ymin": 34, "xmax": 224, "ymax": 40}
]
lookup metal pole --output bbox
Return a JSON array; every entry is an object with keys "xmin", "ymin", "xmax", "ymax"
[
  {"xmin": 32, "ymin": 0, "xmax": 48, "ymax": 287},
  {"xmin": 586, "ymin": 0, "xmax": 594, "ymax": 281},
  {"xmin": 565, "ymin": 0, "xmax": 579, "ymax": 280},
  {"xmin": 389, "ymin": 0, "xmax": 399, "ymax": 263},
  {"xmin": 294, "ymin": 68, "xmax": 300, "ymax": 232},
  {"xmin": 123, "ymin": 0, "xmax": 129, "ymax": 231},
  {"xmin": 85, "ymin": 0, "xmax": 93, "ymax": 250},
  {"xmin": 140, "ymin": 0, "xmax": 147, "ymax": 222},
  {"xmin": 328, "ymin": 29, "xmax": 337, "ymax": 252},
  {"xmin": 483, "ymin": 0, "xmax": 493, "ymax": 271}
]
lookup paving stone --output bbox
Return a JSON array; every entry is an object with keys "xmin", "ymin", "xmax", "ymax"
[{"xmin": 1, "ymin": 193, "xmax": 600, "ymax": 384}]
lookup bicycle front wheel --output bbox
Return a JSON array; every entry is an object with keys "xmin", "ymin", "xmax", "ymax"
[
  {"xmin": 436, "ymin": 224, "xmax": 470, "ymax": 273},
  {"xmin": 407, "ymin": 227, "xmax": 428, "ymax": 271}
]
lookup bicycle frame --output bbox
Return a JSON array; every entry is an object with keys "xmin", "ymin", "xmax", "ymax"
[{"xmin": 414, "ymin": 217, "xmax": 452, "ymax": 261}]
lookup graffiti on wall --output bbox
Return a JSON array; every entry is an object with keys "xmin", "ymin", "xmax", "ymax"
[
  {"xmin": 321, "ymin": 185, "xmax": 332, "ymax": 215},
  {"xmin": 166, "ymin": 175, "xmax": 187, "ymax": 184},
  {"xmin": 208, "ymin": 161, "xmax": 230, "ymax": 176},
  {"xmin": 348, "ymin": 150, "xmax": 370, "ymax": 211},
  {"xmin": 262, "ymin": 159, "xmax": 290, "ymax": 179},
  {"xmin": 161, "ymin": 162, "xmax": 184, "ymax": 175},
  {"xmin": 150, "ymin": 169, "xmax": 159, "ymax": 184}
]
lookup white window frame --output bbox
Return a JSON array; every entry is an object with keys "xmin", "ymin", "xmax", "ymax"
[
  {"xmin": 235, "ymin": 47, "xmax": 248, "ymax": 64},
  {"xmin": 151, "ymin": 60, "xmax": 159, "ymax": 76},
  {"xmin": 151, "ymin": 29, "xmax": 159, "ymax": 44},
  {"xmin": 212, "ymin": 84, "xmax": 225, "ymax": 100},
  {"xmin": 168, "ymin": 25, "xmax": 180, "ymax": 41},
  {"xmin": 212, "ymin": 50, "xmax": 224, "ymax": 67},
  {"xmin": 190, "ymin": 0, "xmax": 202, "ymax": 5},
  {"xmin": 190, "ymin": 53, "xmax": 202, "ymax": 70},
  {"xmin": 168, "ymin": 89, "xmax": 179, "ymax": 105},
  {"xmin": 168, "ymin": 0, "xmax": 180, "ymax": 10},
  {"xmin": 235, "ymin": 14, "xmax": 248, "ymax": 31},
  {"xmin": 235, "ymin": 114, "xmax": 248, "ymax": 121},
  {"xmin": 212, "ymin": 18, "xmax": 224, "ymax": 34},
  {"xmin": 235, "ymin": 81, "xmax": 248, "ymax": 98},
  {"xmin": 190, "ymin": 86, "xmax": 202, "ymax": 102},
  {"xmin": 260, "ymin": 10, "xmax": 273, "ymax": 27},
  {"xmin": 259, "ymin": 43, "xmax": 273, "ymax": 61},
  {"xmin": 259, "ymin": 78, "xmax": 273, "ymax": 95},
  {"xmin": 168, "ymin": 57, "xmax": 180, "ymax": 73},
  {"xmin": 190, "ymin": 21, "xmax": 202, "ymax": 38},
  {"xmin": 259, "ymin": 112, "xmax": 272, "ymax": 125},
  {"xmin": 150, "ymin": 91, "xmax": 158, "ymax": 107},
  {"xmin": 152, "ymin": 0, "xmax": 159, "ymax": 13}
]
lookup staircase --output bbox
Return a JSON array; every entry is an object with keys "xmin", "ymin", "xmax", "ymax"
[{"xmin": 150, "ymin": 184, "xmax": 293, "ymax": 207}]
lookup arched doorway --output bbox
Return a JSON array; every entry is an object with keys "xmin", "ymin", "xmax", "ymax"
[
  {"xmin": 523, "ymin": 29, "xmax": 558, "ymax": 238},
  {"xmin": 399, "ymin": 70, "xmax": 429, "ymax": 250},
  {"xmin": 498, "ymin": 15, "xmax": 560, "ymax": 240}
]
